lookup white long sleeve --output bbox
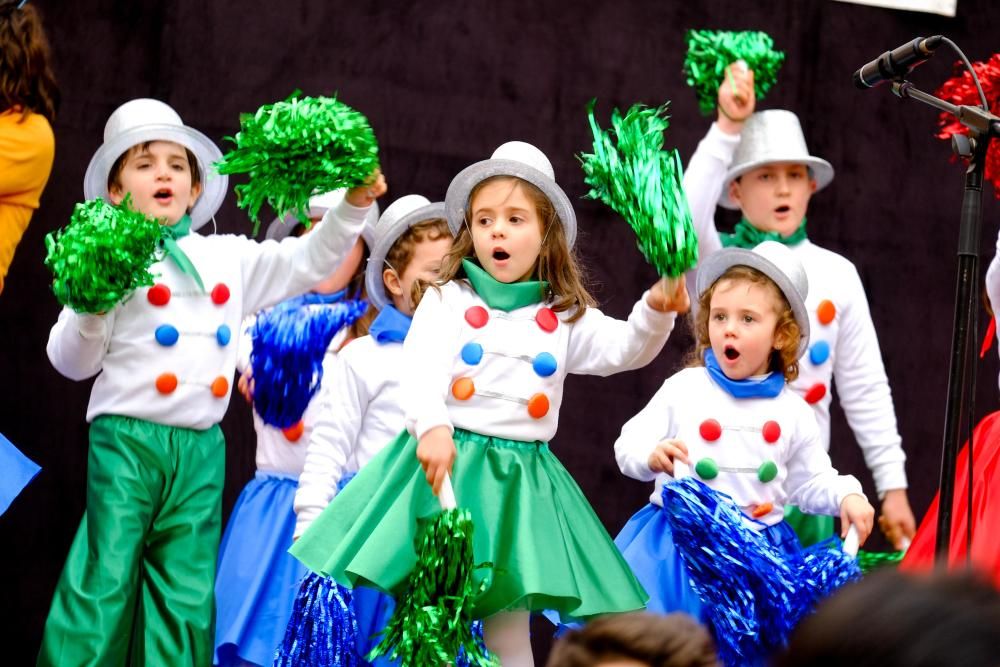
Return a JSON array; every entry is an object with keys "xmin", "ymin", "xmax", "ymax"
[{"xmin": 47, "ymin": 309, "xmax": 115, "ymax": 381}]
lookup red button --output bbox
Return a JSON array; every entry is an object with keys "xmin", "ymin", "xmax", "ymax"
[
  {"xmin": 147, "ymin": 284, "xmax": 171, "ymax": 307},
  {"xmin": 211, "ymin": 283, "xmax": 231, "ymax": 305},
  {"xmin": 527, "ymin": 393, "xmax": 550, "ymax": 419},
  {"xmin": 535, "ymin": 307, "xmax": 558, "ymax": 333},
  {"xmin": 804, "ymin": 383, "xmax": 827, "ymax": 405},
  {"xmin": 761, "ymin": 420, "xmax": 781, "ymax": 443},
  {"xmin": 283, "ymin": 420, "xmax": 305, "ymax": 442},
  {"xmin": 155, "ymin": 373, "xmax": 178, "ymax": 394},
  {"xmin": 465, "ymin": 306, "xmax": 489, "ymax": 329},
  {"xmin": 817, "ymin": 300, "xmax": 836, "ymax": 325},
  {"xmin": 699, "ymin": 419, "xmax": 722, "ymax": 442}
]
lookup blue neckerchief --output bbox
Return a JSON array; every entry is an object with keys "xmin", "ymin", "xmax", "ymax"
[
  {"xmin": 704, "ymin": 348, "xmax": 784, "ymax": 399},
  {"xmin": 368, "ymin": 305, "xmax": 412, "ymax": 345}
]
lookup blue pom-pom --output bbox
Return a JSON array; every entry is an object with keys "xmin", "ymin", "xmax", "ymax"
[
  {"xmin": 274, "ymin": 572, "xmax": 363, "ymax": 666},
  {"xmin": 661, "ymin": 478, "xmax": 860, "ymax": 665},
  {"xmin": 250, "ymin": 295, "xmax": 367, "ymax": 429}
]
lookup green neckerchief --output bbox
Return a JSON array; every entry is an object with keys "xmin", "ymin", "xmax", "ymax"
[
  {"xmin": 160, "ymin": 215, "xmax": 205, "ymax": 292},
  {"xmin": 461, "ymin": 258, "xmax": 548, "ymax": 311},
  {"xmin": 720, "ymin": 217, "xmax": 808, "ymax": 249}
]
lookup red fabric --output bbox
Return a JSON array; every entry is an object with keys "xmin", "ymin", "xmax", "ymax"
[{"xmin": 900, "ymin": 411, "xmax": 1000, "ymax": 587}]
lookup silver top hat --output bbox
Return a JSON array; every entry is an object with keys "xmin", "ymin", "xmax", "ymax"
[
  {"xmin": 719, "ymin": 109, "xmax": 834, "ymax": 210},
  {"xmin": 365, "ymin": 194, "xmax": 448, "ymax": 311},
  {"xmin": 264, "ymin": 189, "xmax": 378, "ymax": 248},
  {"xmin": 445, "ymin": 141, "xmax": 577, "ymax": 249},
  {"xmin": 696, "ymin": 240, "xmax": 811, "ymax": 359},
  {"xmin": 83, "ymin": 98, "xmax": 227, "ymax": 231}
]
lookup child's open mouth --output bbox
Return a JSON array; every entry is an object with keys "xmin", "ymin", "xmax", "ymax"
[
  {"xmin": 153, "ymin": 188, "xmax": 174, "ymax": 201},
  {"xmin": 724, "ymin": 346, "xmax": 740, "ymax": 361},
  {"xmin": 774, "ymin": 205, "xmax": 791, "ymax": 214},
  {"xmin": 492, "ymin": 249, "xmax": 510, "ymax": 262}
]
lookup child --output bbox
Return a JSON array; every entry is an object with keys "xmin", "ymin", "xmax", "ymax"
[
  {"xmin": 283, "ymin": 194, "xmax": 452, "ymax": 663},
  {"xmin": 290, "ymin": 141, "xmax": 689, "ymax": 665},
  {"xmin": 39, "ymin": 98, "xmax": 384, "ymax": 666},
  {"xmin": 614, "ymin": 241, "xmax": 874, "ymax": 657},
  {"xmin": 683, "ymin": 64, "xmax": 914, "ymax": 548},
  {"xmin": 0, "ymin": 0, "xmax": 57, "ymax": 295},
  {"xmin": 212, "ymin": 190, "xmax": 380, "ymax": 667}
]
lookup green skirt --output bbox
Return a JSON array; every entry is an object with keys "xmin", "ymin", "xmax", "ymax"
[{"xmin": 290, "ymin": 428, "xmax": 648, "ymax": 620}]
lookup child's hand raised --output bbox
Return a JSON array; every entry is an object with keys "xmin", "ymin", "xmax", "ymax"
[
  {"xmin": 416, "ymin": 425, "xmax": 457, "ymax": 495},
  {"xmin": 648, "ymin": 276, "xmax": 690, "ymax": 314},
  {"xmin": 717, "ymin": 60, "xmax": 755, "ymax": 135},
  {"xmin": 648, "ymin": 438, "xmax": 689, "ymax": 476},
  {"xmin": 237, "ymin": 367, "xmax": 254, "ymax": 403},
  {"xmin": 345, "ymin": 167, "xmax": 388, "ymax": 208},
  {"xmin": 839, "ymin": 493, "xmax": 875, "ymax": 546}
]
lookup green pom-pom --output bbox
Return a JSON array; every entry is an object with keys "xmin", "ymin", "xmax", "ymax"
[
  {"xmin": 580, "ymin": 100, "xmax": 697, "ymax": 278},
  {"xmin": 215, "ymin": 92, "xmax": 379, "ymax": 234},
  {"xmin": 683, "ymin": 29, "xmax": 786, "ymax": 116},
  {"xmin": 856, "ymin": 549, "xmax": 905, "ymax": 573},
  {"xmin": 44, "ymin": 195, "xmax": 163, "ymax": 314},
  {"xmin": 371, "ymin": 508, "xmax": 496, "ymax": 667}
]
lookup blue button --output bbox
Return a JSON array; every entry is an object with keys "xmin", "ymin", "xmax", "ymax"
[
  {"xmin": 809, "ymin": 340, "xmax": 830, "ymax": 365},
  {"xmin": 155, "ymin": 324, "xmax": 179, "ymax": 347},
  {"xmin": 461, "ymin": 342, "xmax": 484, "ymax": 365},
  {"xmin": 216, "ymin": 324, "xmax": 232, "ymax": 346},
  {"xmin": 532, "ymin": 352, "xmax": 558, "ymax": 377}
]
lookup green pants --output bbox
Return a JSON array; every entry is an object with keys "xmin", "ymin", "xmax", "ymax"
[
  {"xmin": 38, "ymin": 415, "xmax": 224, "ymax": 667},
  {"xmin": 784, "ymin": 505, "xmax": 835, "ymax": 548}
]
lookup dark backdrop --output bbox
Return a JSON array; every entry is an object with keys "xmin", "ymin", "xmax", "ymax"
[{"xmin": 2, "ymin": 0, "xmax": 999, "ymax": 662}]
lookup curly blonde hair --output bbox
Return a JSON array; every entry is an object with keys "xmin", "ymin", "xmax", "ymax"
[{"xmin": 688, "ymin": 265, "xmax": 801, "ymax": 382}]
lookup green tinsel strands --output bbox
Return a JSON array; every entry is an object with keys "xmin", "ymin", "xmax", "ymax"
[
  {"xmin": 215, "ymin": 92, "xmax": 379, "ymax": 234},
  {"xmin": 371, "ymin": 482, "xmax": 495, "ymax": 667},
  {"xmin": 683, "ymin": 30, "xmax": 786, "ymax": 116},
  {"xmin": 580, "ymin": 99, "xmax": 697, "ymax": 278},
  {"xmin": 856, "ymin": 550, "xmax": 906, "ymax": 573},
  {"xmin": 44, "ymin": 195, "xmax": 163, "ymax": 314}
]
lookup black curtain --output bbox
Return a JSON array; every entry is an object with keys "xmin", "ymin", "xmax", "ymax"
[{"xmin": 2, "ymin": 0, "xmax": 999, "ymax": 661}]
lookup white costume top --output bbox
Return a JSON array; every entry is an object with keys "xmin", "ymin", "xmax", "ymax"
[
  {"xmin": 293, "ymin": 335, "xmax": 407, "ymax": 537},
  {"xmin": 402, "ymin": 280, "xmax": 677, "ymax": 443},
  {"xmin": 46, "ymin": 200, "xmax": 371, "ymax": 431},
  {"xmin": 683, "ymin": 123, "xmax": 907, "ymax": 494},
  {"xmin": 986, "ymin": 227, "xmax": 1000, "ymax": 386},
  {"xmin": 615, "ymin": 367, "xmax": 864, "ymax": 526}
]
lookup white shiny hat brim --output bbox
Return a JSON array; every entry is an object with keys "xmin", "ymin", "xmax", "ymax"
[{"xmin": 365, "ymin": 199, "xmax": 447, "ymax": 311}]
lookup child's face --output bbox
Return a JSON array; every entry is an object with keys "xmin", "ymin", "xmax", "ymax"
[
  {"xmin": 469, "ymin": 178, "xmax": 543, "ymax": 283},
  {"xmin": 386, "ymin": 233, "xmax": 453, "ymax": 315},
  {"xmin": 708, "ymin": 278, "xmax": 784, "ymax": 380},
  {"xmin": 109, "ymin": 141, "xmax": 201, "ymax": 226},
  {"xmin": 728, "ymin": 163, "xmax": 816, "ymax": 238}
]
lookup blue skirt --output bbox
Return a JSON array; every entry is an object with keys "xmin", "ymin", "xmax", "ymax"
[
  {"xmin": 615, "ymin": 502, "xmax": 802, "ymax": 622},
  {"xmin": 0, "ymin": 433, "xmax": 40, "ymax": 516},
  {"xmin": 214, "ymin": 472, "xmax": 307, "ymax": 667}
]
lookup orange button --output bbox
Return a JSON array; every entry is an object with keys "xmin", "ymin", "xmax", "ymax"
[
  {"xmin": 527, "ymin": 393, "xmax": 550, "ymax": 419},
  {"xmin": 211, "ymin": 376, "xmax": 229, "ymax": 398},
  {"xmin": 452, "ymin": 377, "xmax": 475, "ymax": 400},
  {"xmin": 155, "ymin": 373, "xmax": 178, "ymax": 394},
  {"xmin": 283, "ymin": 420, "xmax": 305, "ymax": 442},
  {"xmin": 817, "ymin": 299, "xmax": 836, "ymax": 325},
  {"xmin": 751, "ymin": 502, "xmax": 774, "ymax": 519}
]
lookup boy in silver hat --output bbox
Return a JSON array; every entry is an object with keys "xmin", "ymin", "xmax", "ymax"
[
  {"xmin": 38, "ymin": 98, "xmax": 385, "ymax": 666},
  {"xmin": 682, "ymin": 64, "xmax": 915, "ymax": 550}
]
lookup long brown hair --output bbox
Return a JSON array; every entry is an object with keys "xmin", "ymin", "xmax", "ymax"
[
  {"xmin": 688, "ymin": 265, "xmax": 801, "ymax": 382},
  {"xmin": 0, "ymin": 2, "xmax": 58, "ymax": 121},
  {"xmin": 437, "ymin": 176, "xmax": 595, "ymax": 322}
]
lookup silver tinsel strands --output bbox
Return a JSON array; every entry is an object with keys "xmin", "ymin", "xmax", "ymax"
[{"xmin": 580, "ymin": 99, "xmax": 697, "ymax": 278}]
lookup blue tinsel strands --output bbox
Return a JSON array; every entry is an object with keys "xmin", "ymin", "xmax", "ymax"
[
  {"xmin": 251, "ymin": 295, "xmax": 367, "ymax": 429},
  {"xmin": 661, "ymin": 477, "xmax": 861, "ymax": 665},
  {"xmin": 273, "ymin": 572, "xmax": 362, "ymax": 667}
]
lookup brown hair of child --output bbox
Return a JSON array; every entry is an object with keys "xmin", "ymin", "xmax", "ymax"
[
  {"xmin": 0, "ymin": 2, "xmax": 59, "ymax": 122},
  {"xmin": 688, "ymin": 265, "xmax": 801, "ymax": 382},
  {"xmin": 385, "ymin": 217, "xmax": 450, "ymax": 311},
  {"xmin": 437, "ymin": 176, "xmax": 596, "ymax": 323}
]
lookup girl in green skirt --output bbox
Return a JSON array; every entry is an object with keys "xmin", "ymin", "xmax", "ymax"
[{"xmin": 291, "ymin": 140, "xmax": 690, "ymax": 665}]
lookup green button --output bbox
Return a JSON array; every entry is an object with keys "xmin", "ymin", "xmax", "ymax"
[
  {"xmin": 758, "ymin": 460, "xmax": 778, "ymax": 483},
  {"xmin": 695, "ymin": 458, "xmax": 719, "ymax": 480}
]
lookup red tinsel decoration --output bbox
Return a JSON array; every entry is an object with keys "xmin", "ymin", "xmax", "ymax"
[{"xmin": 934, "ymin": 54, "xmax": 1000, "ymax": 199}]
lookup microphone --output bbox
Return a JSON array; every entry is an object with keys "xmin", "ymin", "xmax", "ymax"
[{"xmin": 853, "ymin": 36, "xmax": 944, "ymax": 89}]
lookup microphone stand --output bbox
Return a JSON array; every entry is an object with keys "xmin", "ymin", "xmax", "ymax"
[{"xmin": 890, "ymin": 80, "xmax": 1000, "ymax": 564}]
